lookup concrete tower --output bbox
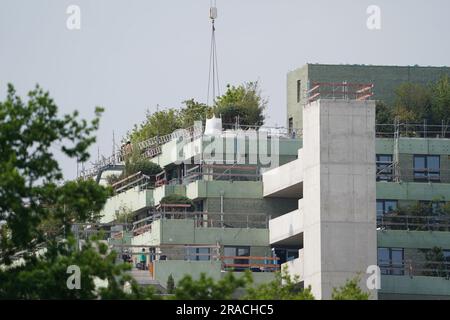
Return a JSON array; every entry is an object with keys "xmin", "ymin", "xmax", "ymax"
[{"xmin": 302, "ymin": 99, "xmax": 377, "ymax": 299}]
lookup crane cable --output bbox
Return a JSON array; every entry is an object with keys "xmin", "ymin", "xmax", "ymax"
[{"xmin": 207, "ymin": 1, "xmax": 220, "ymax": 106}]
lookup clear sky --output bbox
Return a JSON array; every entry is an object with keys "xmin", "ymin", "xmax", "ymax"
[{"xmin": 1, "ymin": 0, "xmax": 450, "ymax": 179}]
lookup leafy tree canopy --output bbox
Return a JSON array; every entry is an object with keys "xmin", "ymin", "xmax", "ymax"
[
  {"xmin": 376, "ymin": 75, "xmax": 450, "ymax": 125},
  {"xmin": 214, "ymin": 81, "xmax": 267, "ymax": 127},
  {"xmin": 129, "ymin": 99, "xmax": 212, "ymax": 144},
  {"xmin": 128, "ymin": 81, "xmax": 267, "ymax": 145},
  {"xmin": 160, "ymin": 194, "xmax": 194, "ymax": 206},
  {"xmin": 331, "ymin": 277, "xmax": 370, "ymax": 300},
  {"xmin": 0, "ymin": 84, "xmax": 154, "ymax": 299}
]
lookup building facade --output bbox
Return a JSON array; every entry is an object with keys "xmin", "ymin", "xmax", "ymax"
[
  {"xmin": 91, "ymin": 63, "xmax": 450, "ymax": 299},
  {"xmin": 287, "ymin": 64, "xmax": 450, "ymax": 132}
]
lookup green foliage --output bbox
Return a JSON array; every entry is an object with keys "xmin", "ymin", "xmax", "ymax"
[
  {"xmin": 375, "ymin": 101, "xmax": 394, "ymax": 129},
  {"xmin": 214, "ymin": 81, "xmax": 266, "ymax": 127},
  {"xmin": 129, "ymin": 109, "xmax": 181, "ymax": 144},
  {"xmin": 0, "ymin": 84, "xmax": 106, "ymax": 263},
  {"xmin": 393, "ymin": 82, "xmax": 432, "ymax": 123},
  {"xmin": 179, "ymin": 99, "xmax": 213, "ymax": 128},
  {"xmin": 0, "ymin": 236, "xmax": 157, "ymax": 299},
  {"xmin": 331, "ymin": 277, "xmax": 370, "ymax": 300},
  {"xmin": 105, "ymin": 173, "xmax": 122, "ymax": 186},
  {"xmin": 422, "ymin": 246, "xmax": 448, "ymax": 277},
  {"xmin": 127, "ymin": 81, "xmax": 266, "ymax": 145},
  {"xmin": 129, "ymin": 99, "xmax": 212, "ymax": 144},
  {"xmin": 160, "ymin": 194, "xmax": 194, "ymax": 206},
  {"xmin": 376, "ymin": 76, "xmax": 450, "ymax": 126},
  {"xmin": 172, "ymin": 272, "xmax": 247, "ymax": 300},
  {"xmin": 0, "ymin": 84, "xmax": 156, "ymax": 299},
  {"xmin": 166, "ymin": 274, "xmax": 175, "ymax": 294},
  {"xmin": 393, "ymin": 199, "xmax": 450, "ymax": 217},
  {"xmin": 124, "ymin": 158, "xmax": 162, "ymax": 177},
  {"xmin": 114, "ymin": 206, "xmax": 134, "ymax": 224},
  {"xmin": 430, "ymin": 75, "xmax": 450, "ymax": 125},
  {"xmin": 243, "ymin": 267, "xmax": 314, "ymax": 300}
]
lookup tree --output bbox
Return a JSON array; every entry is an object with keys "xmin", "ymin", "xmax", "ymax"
[
  {"xmin": 114, "ymin": 206, "xmax": 134, "ymax": 224},
  {"xmin": 172, "ymin": 272, "xmax": 247, "ymax": 300},
  {"xmin": 0, "ymin": 84, "xmax": 104, "ymax": 263},
  {"xmin": 179, "ymin": 99, "xmax": 213, "ymax": 128},
  {"xmin": 243, "ymin": 267, "xmax": 314, "ymax": 300},
  {"xmin": 214, "ymin": 81, "xmax": 267, "ymax": 127},
  {"xmin": 124, "ymin": 158, "xmax": 162, "ymax": 177},
  {"xmin": 129, "ymin": 108, "xmax": 181, "ymax": 144},
  {"xmin": 393, "ymin": 82, "xmax": 432, "ymax": 123},
  {"xmin": 430, "ymin": 75, "xmax": 450, "ymax": 125},
  {"xmin": 166, "ymin": 274, "xmax": 175, "ymax": 294},
  {"xmin": 160, "ymin": 194, "xmax": 194, "ymax": 207},
  {"xmin": 0, "ymin": 84, "xmax": 155, "ymax": 299},
  {"xmin": 376, "ymin": 101, "xmax": 394, "ymax": 124},
  {"xmin": 331, "ymin": 277, "xmax": 370, "ymax": 300},
  {"xmin": 422, "ymin": 246, "xmax": 448, "ymax": 277}
]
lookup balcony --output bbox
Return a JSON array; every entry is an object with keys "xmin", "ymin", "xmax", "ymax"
[
  {"xmin": 379, "ymin": 259, "xmax": 450, "ymax": 299},
  {"xmin": 281, "ymin": 249, "xmax": 304, "ymax": 282},
  {"xmin": 380, "ymin": 275, "xmax": 450, "ymax": 299},
  {"xmin": 269, "ymin": 207, "xmax": 303, "ymax": 246},
  {"xmin": 130, "ymin": 211, "xmax": 270, "ymax": 247},
  {"xmin": 263, "ymin": 150, "xmax": 303, "ymax": 198}
]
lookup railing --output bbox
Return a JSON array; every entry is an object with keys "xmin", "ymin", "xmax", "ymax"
[
  {"xmin": 376, "ymin": 161, "xmax": 395, "ymax": 182},
  {"xmin": 379, "ymin": 259, "xmax": 450, "ymax": 278},
  {"xmin": 376, "ymin": 122, "xmax": 450, "ymax": 138},
  {"xmin": 138, "ymin": 124, "xmax": 204, "ymax": 150},
  {"xmin": 306, "ymin": 82, "xmax": 374, "ymax": 103},
  {"xmin": 131, "ymin": 211, "xmax": 270, "ymax": 232},
  {"xmin": 113, "ymin": 244, "xmax": 221, "ymax": 264},
  {"xmin": 79, "ymin": 150, "xmax": 124, "ymax": 180},
  {"xmin": 111, "ymin": 171, "xmax": 155, "ymax": 194},
  {"xmin": 377, "ymin": 214, "xmax": 450, "ymax": 231},
  {"xmin": 220, "ymin": 123, "xmax": 302, "ymax": 139},
  {"xmin": 183, "ymin": 163, "xmax": 261, "ymax": 183},
  {"xmin": 376, "ymin": 166, "xmax": 450, "ymax": 183},
  {"xmin": 221, "ymin": 256, "xmax": 280, "ymax": 272},
  {"xmin": 114, "ymin": 244, "xmax": 280, "ymax": 273}
]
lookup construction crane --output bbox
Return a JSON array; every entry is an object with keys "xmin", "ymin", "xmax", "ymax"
[{"xmin": 207, "ymin": 1, "xmax": 220, "ymax": 106}]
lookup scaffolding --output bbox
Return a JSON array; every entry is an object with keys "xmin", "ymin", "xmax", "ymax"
[{"xmin": 306, "ymin": 81, "xmax": 374, "ymax": 103}]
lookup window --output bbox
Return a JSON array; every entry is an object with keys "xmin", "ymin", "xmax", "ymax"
[
  {"xmin": 376, "ymin": 199, "xmax": 397, "ymax": 222},
  {"xmin": 286, "ymin": 249, "xmax": 299, "ymax": 262},
  {"xmin": 185, "ymin": 247, "xmax": 210, "ymax": 261},
  {"xmin": 288, "ymin": 117, "xmax": 293, "ymax": 136},
  {"xmin": 274, "ymin": 248, "xmax": 299, "ymax": 264},
  {"xmin": 414, "ymin": 155, "xmax": 440, "ymax": 181},
  {"xmin": 419, "ymin": 200, "xmax": 445, "ymax": 215},
  {"xmin": 296, "ymin": 80, "xmax": 301, "ymax": 103},
  {"xmin": 378, "ymin": 247, "xmax": 404, "ymax": 275},
  {"xmin": 376, "ymin": 154, "xmax": 393, "ymax": 181},
  {"xmin": 444, "ymin": 250, "xmax": 450, "ymax": 263},
  {"xmin": 224, "ymin": 246, "xmax": 250, "ymax": 270}
]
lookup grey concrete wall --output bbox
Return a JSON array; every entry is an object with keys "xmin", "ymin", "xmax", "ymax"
[{"xmin": 302, "ymin": 99, "xmax": 377, "ymax": 299}]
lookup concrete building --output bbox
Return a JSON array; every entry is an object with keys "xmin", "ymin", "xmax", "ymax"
[
  {"xmin": 266, "ymin": 64, "xmax": 450, "ymax": 299},
  {"xmin": 287, "ymin": 64, "xmax": 450, "ymax": 132},
  {"xmin": 92, "ymin": 125, "xmax": 302, "ymax": 287},
  {"xmin": 87, "ymin": 63, "xmax": 450, "ymax": 299}
]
